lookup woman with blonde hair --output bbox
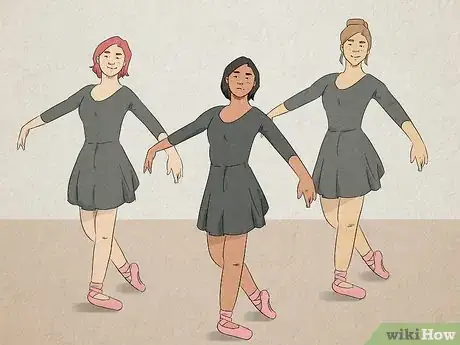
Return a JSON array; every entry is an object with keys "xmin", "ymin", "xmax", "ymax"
[{"xmin": 266, "ymin": 19, "xmax": 428, "ymax": 299}]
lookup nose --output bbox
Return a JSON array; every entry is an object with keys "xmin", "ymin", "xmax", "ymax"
[
  {"xmin": 237, "ymin": 80, "xmax": 244, "ymax": 85},
  {"xmin": 108, "ymin": 61, "xmax": 115, "ymax": 65}
]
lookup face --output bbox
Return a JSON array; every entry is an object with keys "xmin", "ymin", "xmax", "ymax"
[
  {"xmin": 342, "ymin": 33, "xmax": 369, "ymax": 66},
  {"xmin": 226, "ymin": 64, "xmax": 256, "ymax": 99},
  {"xmin": 97, "ymin": 44, "xmax": 125, "ymax": 77}
]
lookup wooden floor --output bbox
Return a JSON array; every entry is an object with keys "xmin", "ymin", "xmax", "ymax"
[{"xmin": 0, "ymin": 220, "xmax": 458, "ymax": 345}]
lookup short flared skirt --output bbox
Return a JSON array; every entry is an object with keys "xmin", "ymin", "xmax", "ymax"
[
  {"xmin": 312, "ymin": 131, "xmax": 385, "ymax": 199},
  {"xmin": 196, "ymin": 163, "xmax": 269, "ymax": 236},
  {"xmin": 67, "ymin": 142, "xmax": 139, "ymax": 211}
]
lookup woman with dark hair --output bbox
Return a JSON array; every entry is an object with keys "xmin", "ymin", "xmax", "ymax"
[{"xmin": 143, "ymin": 56, "xmax": 316, "ymax": 340}]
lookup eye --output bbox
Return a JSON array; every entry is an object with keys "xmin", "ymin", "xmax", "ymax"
[
  {"xmin": 103, "ymin": 55, "xmax": 109, "ymax": 58},
  {"xmin": 233, "ymin": 75, "xmax": 237, "ymax": 78}
]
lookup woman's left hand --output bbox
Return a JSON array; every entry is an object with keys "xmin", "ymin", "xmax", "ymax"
[
  {"xmin": 410, "ymin": 140, "xmax": 428, "ymax": 172},
  {"xmin": 166, "ymin": 150, "xmax": 183, "ymax": 183},
  {"xmin": 297, "ymin": 175, "xmax": 317, "ymax": 208}
]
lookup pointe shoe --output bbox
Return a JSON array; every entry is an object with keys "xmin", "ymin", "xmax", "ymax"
[
  {"xmin": 363, "ymin": 250, "xmax": 390, "ymax": 279},
  {"xmin": 216, "ymin": 310, "xmax": 253, "ymax": 340},
  {"xmin": 87, "ymin": 284, "xmax": 123, "ymax": 311},
  {"xmin": 332, "ymin": 270, "xmax": 366, "ymax": 300},
  {"xmin": 119, "ymin": 262, "xmax": 146, "ymax": 292},
  {"xmin": 249, "ymin": 289, "xmax": 277, "ymax": 319}
]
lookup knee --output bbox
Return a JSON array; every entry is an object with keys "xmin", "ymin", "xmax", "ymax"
[
  {"xmin": 225, "ymin": 259, "xmax": 244, "ymax": 268},
  {"xmin": 95, "ymin": 235, "xmax": 112, "ymax": 242},
  {"xmin": 339, "ymin": 221, "xmax": 358, "ymax": 231}
]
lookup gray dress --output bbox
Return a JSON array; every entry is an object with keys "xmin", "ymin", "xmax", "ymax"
[
  {"xmin": 284, "ymin": 73, "xmax": 411, "ymax": 198},
  {"xmin": 40, "ymin": 85, "xmax": 165, "ymax": 210},
  {"xmin": 168, "ymin": 106, "xmax": 297, "ymax": 236}
]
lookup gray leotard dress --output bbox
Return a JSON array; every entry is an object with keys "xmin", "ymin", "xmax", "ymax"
[
  {"xmin": 168, "ymin": 106, "xmax": 297, "ymax": 236},
  {"xmin": 284, "ymin": 73, "xmax": 411, "ymax": 198},
  {"xmin": 40, "ymin": 85, "xmax": 165, "ymax": 210}
]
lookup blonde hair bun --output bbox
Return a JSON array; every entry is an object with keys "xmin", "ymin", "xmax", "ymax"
[{"xmin": 346, "ymin": 18, "xmax": 368, "ymax": 28}]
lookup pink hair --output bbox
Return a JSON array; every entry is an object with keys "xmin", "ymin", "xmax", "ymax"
[{"xmin": 90, "ymin": 36, "xmax": 132, "ymax": 78}]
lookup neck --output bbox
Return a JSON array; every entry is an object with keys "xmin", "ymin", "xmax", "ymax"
[
  {"xmin": 100, "ymin": 73, "xmax": 121, "ymax": 87},
  {"xmin": 229, "ymin": 94, "xmax": 250, "ymax": 108},
  {"xmin": 343, "ymin": 61, "xmax": 365, "ymax": 75}
]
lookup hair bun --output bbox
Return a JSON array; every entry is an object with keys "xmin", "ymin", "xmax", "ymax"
[{"xmin": 346, "ymin": 18, "xmax": 368, "ymax": 28}]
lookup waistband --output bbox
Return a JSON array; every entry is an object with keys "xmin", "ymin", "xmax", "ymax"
[
  {"xmin": 84, "ymin": 140, "xmax": 120, "ymax": 144},
  {"xmin": 210, "ymin": 162, "xmax": 248, "ymax": 168},
  {"xmin": 327, "ymin": 128, "xmax": 361, "ymax": 133}
]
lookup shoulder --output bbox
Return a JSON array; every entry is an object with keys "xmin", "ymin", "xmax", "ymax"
[
  {"xmin": 120, "ymin": 85, "xmax": 137, "ymax": 98},
  {"xmin": 78, "ymin": 84, "xmax": 95, "ymax": 94},
  {"xmin": 250, "ymin": 106, "xmax": 266, "ymax": 117},
  {"xmin": 203, "ymin": 105, "xmax": 224, "ymax": 117},
  {"xmin": 318, "ymin": 73, "xmax": 338, "ymax": 83},
  {"xmin": 365, "ymin": 74, "xmax": 386, "ymax": 88}
]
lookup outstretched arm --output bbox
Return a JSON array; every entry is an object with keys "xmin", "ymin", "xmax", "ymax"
[
  {"xmin": 258, "ymin": 115, "xmax": 316, "ymax": 205},
  {"xmin": 268, "ymin": 74, "xmax": 331, "ymax": 120},
  {"xmin": 17, "ymin": 86, "xmax": 89, "ymax": 150},
  {"xmin": 128, "ymin": 91, "xmax": 179, "ymax": 158},
  {"xmin": 143, "ymin": 107, "xmax": 216, "ymax": 173},
  {"xmin": 373, "ymin": 81, "xmax": 428, "ymax": 170}
]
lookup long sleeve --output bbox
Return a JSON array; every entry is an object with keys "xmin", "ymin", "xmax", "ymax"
[
  {"xmin": 372, "ymin": 79, "xmax": 411, "ymax": 127},
  {"xmin": 40, "ymin": 85, "xmax": 90, "ymax": 123},
  {"xmin": 167, "ymin": 107, "xmax": 218, "ymax": 146},
  {"xmin": 259, "ymin": 114, "xmax": 297, "ymax": 163},
  {"xmin": 283, "ymin": 74, "xmax": 332, "ymax": 111},
  {"xmin": 128, "ymin": 90, "xmax": 166, "ymax": 139}
]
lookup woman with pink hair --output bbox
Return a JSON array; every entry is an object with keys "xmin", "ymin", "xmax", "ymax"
[{"xmin": 17, "ymin": 36, "xmax": 183, "ymax": 311}]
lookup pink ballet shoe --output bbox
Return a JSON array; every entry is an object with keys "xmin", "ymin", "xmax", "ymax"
[
  {"xmin": 87, "ymin": 283, "xmax": 123, "ymax": 311},
  {"xmin": 249, "ymin": 289, "xmax": 277, "ymax": 319},
  {"xmin": 332, "ymin": 270, "xmax": 366, "ymax": 300},
  {"xmin": 363, "ymin": 250, "xmax": 390, "ymax": 279},
  {"xmin": 119, "ymin": 262, "xmax": 146, "ymax": 292},
  {"xmin": 217, "ymin": 310, "xmax": 253, "ymax": 340}
]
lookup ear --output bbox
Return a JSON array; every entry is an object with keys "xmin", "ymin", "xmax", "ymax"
[{"xmin": 225, "ymin": 77, "xmax": 229, "ymax": 84}]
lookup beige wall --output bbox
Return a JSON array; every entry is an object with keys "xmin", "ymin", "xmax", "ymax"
[{"xmin": 1, "ymin": 0, "xmax": 458, "ymax": 219}]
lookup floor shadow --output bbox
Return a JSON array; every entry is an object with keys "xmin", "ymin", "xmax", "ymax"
[
  {"xmin": 72, "ymin": 302, "xmax": 118, "ymax": 313},
  {"xmin": 206, "ymin": 331, "xmax": 245, "ymax": 342},
  {"xmin": 319, "ymin": 291, "xmax": 361, "ymax": 302},
  {"xmin": 116, "ymin": 283, "xmax": 138, "ymax": 294},
  {"xmin": 244, "ymin": 311, "xmax": 272, "ymax": 322},
  {"xmin": 359, "ymin": 271, "xmax": 385, "ymax": 282}
]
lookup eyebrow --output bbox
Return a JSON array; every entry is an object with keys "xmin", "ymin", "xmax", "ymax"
[
  {"xmin": 245, "ymin": 72, "xmax": 253, "ymax": 76},
  {"xmin": 103, "ymin": 50, "xmax": 110, "ymax": 54},
  {"xmin": 115, "ymin": 52, "xmax": 123, "ymax": 55},
  {"xmin": 347, "ymin": 39, "xmax": 354, "ymax": 42},
  {"xmin": 359, "ymin": 40, "xmax": 366, "ymax": 44},
  {"xmin": 233, "ymin": 71, "xmax": 240, "ymax": 74}
]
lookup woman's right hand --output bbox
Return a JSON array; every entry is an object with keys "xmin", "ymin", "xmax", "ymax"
[
  {"xmin": 143, "ymin": 147, "xmax": 157, "ymax": 174},
  {"xmin": 17, "ymin": 125, "xmax": 30, "ymax": 150}
]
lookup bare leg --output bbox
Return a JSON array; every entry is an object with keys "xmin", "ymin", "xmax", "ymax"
[
  {"xmin": 320, "ymin": 197, "xmax": 389, "ymax": 279},
  {"xmin": 80, "ymin": 208, "xmax": 128, "ymax": 268},
  {"xmin": 320, "ymin": 197, "xmax": 371, "ymax": 256},
  {"xmin": 213, "ymin": 234, "xmax": 253, "ymax": 340},
  {"xmin": 208, "ymin": 234, "xmax": 276, "ymax": 319},
  {"xmin": 207, "ymin": 234, "xmax": 257, "ymax": 295},
  {"xmin": 86, "ymin": 208, "xmax": 123, "ymax": 310},
  {"xmin": 328, "ymin": 196, "xmax": 367, "ymax": 299}
]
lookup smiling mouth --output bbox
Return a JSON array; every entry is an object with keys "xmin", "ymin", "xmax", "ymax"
[
  {"xmin": 351, "ymin": 55, "xmax": 361, "ymax": 58},
  {"xmin": 107, "ymin": 66, "xmax": 118, "ymax": 70}
]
